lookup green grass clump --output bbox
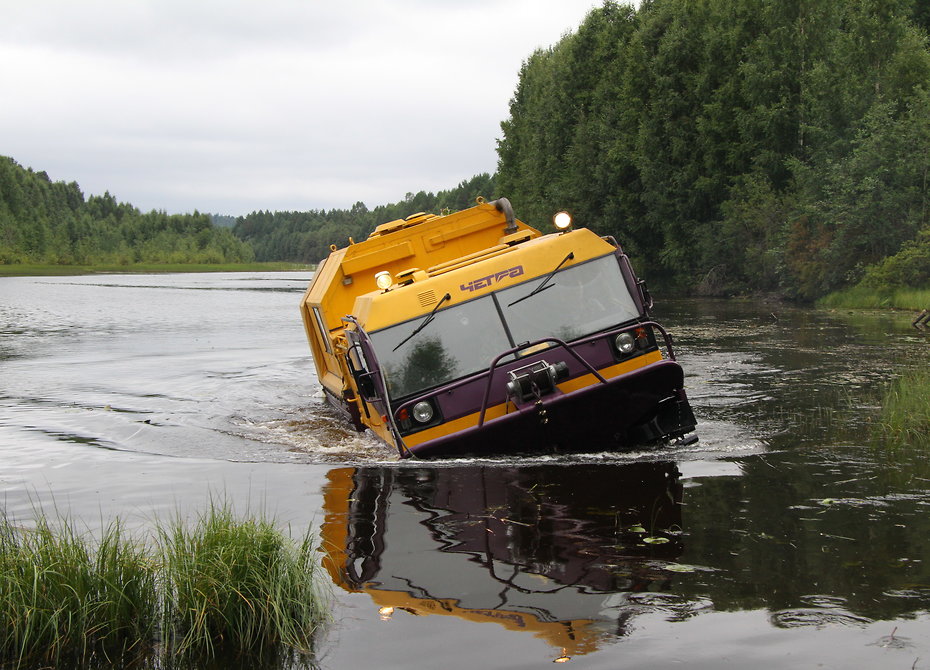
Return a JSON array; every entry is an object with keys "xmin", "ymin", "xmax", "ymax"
[
  {"xmin": 0, "ymin": 516, "xmax": 155, "ymax": 667},
  {"xmin": 159, "ymin": 504, "xmax": 328, "ymax": 659},
  {"xmin": 0, "ymin": 505, "xmax": 328, "ymax": 669},
  {"xmin": 876, "ymin": 367, "xmax": 930, "ymax": 444},
  {"xmin": 891, "ymin": 287, "xmax": 930, "ymax": 311}
]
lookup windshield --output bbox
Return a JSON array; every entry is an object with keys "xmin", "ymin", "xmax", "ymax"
[
  {"xmin": 370, "ymin": 296, "xmax": 512, "ymax": 399},
  {"xmin": 369, "ymin": 254, "xmax": 640, "ymax": 399},
  {"xmin": 498, "ymin": 254, "xmax": 638, "ymax": 343}
]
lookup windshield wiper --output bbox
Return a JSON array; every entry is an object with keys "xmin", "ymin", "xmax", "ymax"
[
  {"xmin": 392, "ymin": 292, "xmax": 452, "ymax": 352},
  {"xmin": 507, "ymin": 252, "xmax": 574, "ymax": 308}
]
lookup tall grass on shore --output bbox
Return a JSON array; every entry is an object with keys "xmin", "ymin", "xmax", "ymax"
[
  {"xmin": 876, "ymin": 366, "xmax": 930, "ymax": 445},
  {"xmin": 0, "ymin": 505, "xmax": 328, "ymax": 669},
  {"xmin": 159, "ymin": 504, "xmax": 328, "ymax": 659},
  {"xmin": 818, "ymin": 285, "xmax": 930, "ymax": 311},
  {"xmin": 0, "ymin": 516, "xmax": 156, "ymax": 668}
]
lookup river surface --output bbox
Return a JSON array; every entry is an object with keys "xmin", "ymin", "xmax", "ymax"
[{"xmin": 1, "ymin": 272, "xmax": 929, "ymax": 669}]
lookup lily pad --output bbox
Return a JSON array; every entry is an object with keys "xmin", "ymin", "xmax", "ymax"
[{"xmin": 663, "ymin": 563, "xmax": 697, "ymax": 573}]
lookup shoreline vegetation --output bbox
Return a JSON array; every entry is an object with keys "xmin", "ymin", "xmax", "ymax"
[
  {"xmin": 0, "ymin": 261, "xmax": 313, "ymax": 277},
  {"xmin": 818, "ymin": 286, "xmax": 930, "ymax": 312},
  {"xmin": 877, "ymin": 367, "xmax": 930, "ymax": 446},
  {"xmin": 0, "ymin": 502, "xmax": 329, "ymax": 669},
  {"xmin": 817, "ymin": 286, "xmax": 930, "ymax": 445}
]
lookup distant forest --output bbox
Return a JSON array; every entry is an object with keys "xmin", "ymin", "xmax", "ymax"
[
  {"xmin": 0, "ymin": 156, "xmax": 253, "ymax": 265},
  {"xmin": 6, "ymin": 0, "xmax": 930, "ymax": 301},
  {"xmin": 231, "ymin": 173, "xmax": 495, "ymax": 264}
]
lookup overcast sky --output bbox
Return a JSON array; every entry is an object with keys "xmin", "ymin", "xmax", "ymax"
[{"xmin": 2, "ymin": 1, "xmax": 600, "ymax": 216}]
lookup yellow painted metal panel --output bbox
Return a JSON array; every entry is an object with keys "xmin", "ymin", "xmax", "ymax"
[
  {"xmin": 341, "ymin": 241, "xmax": 415, "ymax": 276},
  {"xmin": 360, "ymin": 229, "xmax": 614, "ymax": 332}
]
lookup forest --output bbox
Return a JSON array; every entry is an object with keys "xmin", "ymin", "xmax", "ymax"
[
  {"xmin": 498, "ymin": 0, "xmax": 930, "ymax": 299},
  {"xmin": 0, "ymin": 156, "xmax": 253, "ymax": 266},
  {"xmin": 5, "ymin": 0, "xmax": 930, "ymax": 301}
]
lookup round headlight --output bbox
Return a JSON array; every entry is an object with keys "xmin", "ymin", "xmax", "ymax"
[
  {"xmin": 375, "ymin": 271, "xmax": 393, "ymax": 290},
  {"xmin": 553, "ymin": 211, "xmax": 572, "ymax": 231},
  {"xmin": 615, "ymin": 332, "xmax": 635, "ymax": 354},
  {"xmin": 412, "ymin": 401, "xmax": 434, "ymax": 423}
]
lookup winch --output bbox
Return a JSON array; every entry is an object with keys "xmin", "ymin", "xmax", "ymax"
[{"xmin": 505, "ymin": 360, "xmax": 570, "ymax": 402}]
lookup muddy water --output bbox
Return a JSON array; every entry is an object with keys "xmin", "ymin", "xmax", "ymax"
[{"xmin": 1, "ymin": 274, "xmax": 929, "ymax": 669}]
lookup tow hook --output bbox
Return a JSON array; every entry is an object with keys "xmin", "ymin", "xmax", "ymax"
[{"xmin": 535, "ymin": 399, "xmax": 548, "ymax": 425}]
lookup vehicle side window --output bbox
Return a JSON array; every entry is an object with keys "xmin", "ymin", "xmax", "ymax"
[
  {"xmin": 312, "ymin": 307, "xmax": 333, "ymax": 354},
  {"xmin": 347, "ymin": 337, "xmax": 378, "ymax": 400}
]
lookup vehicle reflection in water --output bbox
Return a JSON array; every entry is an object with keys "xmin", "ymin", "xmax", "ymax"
[{"xmin": 320, "ymin": 462, "xmax": 683, "ymax": 658}]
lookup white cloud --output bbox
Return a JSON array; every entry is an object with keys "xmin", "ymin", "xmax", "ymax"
[{"xmin": 1, "ymin": 0, "xmax": 600, "ymax": 214}]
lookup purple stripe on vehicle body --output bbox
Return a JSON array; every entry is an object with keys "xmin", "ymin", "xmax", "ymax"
[{"xmin": 406, "ymin": 360, "xmax": 688, "ymax": 458}]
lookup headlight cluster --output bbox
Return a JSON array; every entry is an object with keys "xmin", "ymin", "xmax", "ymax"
[
  {"xmin": 615, "ymin": 332, "xmax": 635, "ymax": 354},
  {"xmin": 614, "ymin": 326, "xmax": 654, "ymax": 359},
  {"xmin": 396, "ymin": 399, "xmax": 441, "ymax": 434},
  {"xmin": 411, "ymin": 401, "xmax": 434, "ymax": 424}
]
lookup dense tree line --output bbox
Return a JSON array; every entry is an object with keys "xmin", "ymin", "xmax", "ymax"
[
  {"xmin": 0, "ymin": 156, "xmax": 253, "ymax": 265},
  {"xmin": 233, "ymin": 173, "xmax": 496, "ymax": 263},
  {"xmin": 497, "ymin": 0, "xmax": 930, "ymax": 299}
]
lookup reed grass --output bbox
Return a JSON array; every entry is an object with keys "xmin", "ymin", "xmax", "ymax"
[
  {"xmin": 158, "ymin": 503, "xmax": 328, "ymax": 659},
  {"xmin": 0, "ymin": 262, "xmax": 313, "ymax": 277},
  {"xmin": 0, "ymin": 516, "xmax": 155, "ymax": 668},
  {"xmin": 876, "ymin": 367, "xmax": 930, "ymax": 445},
  {"xmin": 0, "ymin": 504, "xmax": 328, "ymax": 669},
  {"xmin": 818, "ymin": 285, "xmax": 930, "ymax": 311}
]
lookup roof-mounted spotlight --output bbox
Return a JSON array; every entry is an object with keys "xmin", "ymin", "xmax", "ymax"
[
  {"xmin": 375, "ymin": 270, "xmax": 393, "ymax": 291},
  {"xmin": 553, "ymin": 211, "xmax": 573, "ymax": 232}
]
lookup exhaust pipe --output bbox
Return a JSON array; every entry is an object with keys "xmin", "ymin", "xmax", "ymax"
[{"xmin": 488, "ymin": 197, "xmax": 518, "ymax": 235}]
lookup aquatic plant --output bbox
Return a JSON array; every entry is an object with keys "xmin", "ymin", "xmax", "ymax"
[
  {"xmin": 0, "ymin": 505, "xmax": 328, "ymax": 669},
  {"xmin": 158, "ymin": 503, "xmax": 328, "ymax": 659},
  {"xmin": 818, "ymin": 285, "xmax": 930, "ymax": 311},
  {"xmin": 0, "ymin": 515, "xmax": 156, "ymax": 668},
  {"xmin": 876, "ymin": 367, "xmax": 930, "ymax": 445}
]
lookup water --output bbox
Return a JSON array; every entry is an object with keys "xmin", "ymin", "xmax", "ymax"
[{"xmin": 2, "ymin": 274, "xmax": 929, "ymax": 668}]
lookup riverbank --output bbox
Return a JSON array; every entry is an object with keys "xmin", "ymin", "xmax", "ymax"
[
  {"xmin": 0, "ymin": 261, "xmax": 313, "ymax": 277},
  {"xmin": 817, "ymin": 285, "xmax": 930, "ymax": 311},
  {"xmin": 816, "ymin": 285, "xmax": 930, "ymax": 443}
]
